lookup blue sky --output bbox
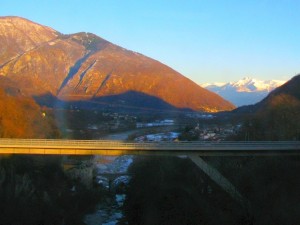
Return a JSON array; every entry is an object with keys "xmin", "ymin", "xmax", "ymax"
[{"xmin": 1, "ymin": 0, "xmax": 300, "ymax": 84}]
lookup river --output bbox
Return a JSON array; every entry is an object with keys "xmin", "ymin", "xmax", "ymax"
[
  {"xmin": 83, "ymin": 129, "xmax": 135, "ymax": 225},
  {"xmin": 84, "ymin": 155, "xmax": 134, "ymax": 225}
]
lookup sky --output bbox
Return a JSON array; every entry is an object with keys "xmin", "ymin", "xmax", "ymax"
[{"xmin": 1, "ymin": 0, "xmax": 300, "ymax": 84}]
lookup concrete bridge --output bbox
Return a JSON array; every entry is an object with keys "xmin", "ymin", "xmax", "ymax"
[
  {"xmin": 1, "ymin": 138, "xmax": 299, "ymax": 212},
  {"xmin": 0, "ymin": 139, "xmax": 299, "ymax": 156}
]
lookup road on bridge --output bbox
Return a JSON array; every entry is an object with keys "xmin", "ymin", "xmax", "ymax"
[{"xmin": 0, "ymin": 139, "xmax": 299, "ymax": 155}]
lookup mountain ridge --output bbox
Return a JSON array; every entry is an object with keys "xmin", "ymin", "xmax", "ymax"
[
  {"xmin": 202, "ymin": 77, "xmax": 286, "ymax": 106},
  {"xmin": 0, "ymin": 16, "xmax": 58, "ymax": 66}
]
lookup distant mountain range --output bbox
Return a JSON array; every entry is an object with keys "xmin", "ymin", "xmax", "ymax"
[
  {"xmin": 0, "ymin": 16, "xmax": 235, "ymax": 112},
  {"xmin": 202, "ymin": 77, "xmax": 286, "ymax": 106}
]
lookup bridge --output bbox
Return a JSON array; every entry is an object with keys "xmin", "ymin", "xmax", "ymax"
[
  {"xmin": 1, "ymin": 138, "xmax": 299, "ymax": 210},
  {"xmin": 0, "ymin": 139, "xmax": 299, "ymax": 156}
]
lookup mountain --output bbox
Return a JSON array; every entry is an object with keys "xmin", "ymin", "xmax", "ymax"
[
  {"xmin": 0, "ymin": 16, "xmax": 235, "ymax": 112},
  {"xmin": 256, "ymin": 74, "xmax": 300, "ymax": 110},
  {"xmin": 0, "ymin": 16, "xmax": 58, "ymax": 66},
  {"xmin": 202, "ymin": 77, "xmax": 286, "ymax": 107},
  {"xmin": 232, "ymin": 74, "xmax": 300, "ymax": 140}
]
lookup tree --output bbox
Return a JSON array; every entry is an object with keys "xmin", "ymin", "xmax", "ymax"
[{"xmin": 0, "ymin": 88, "xmax": 60, "ymax": 138}]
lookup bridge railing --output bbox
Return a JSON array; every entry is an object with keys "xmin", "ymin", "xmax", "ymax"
[{"xmin": 0, "ymin": 138, "xmax": 299, "ymax": 150}]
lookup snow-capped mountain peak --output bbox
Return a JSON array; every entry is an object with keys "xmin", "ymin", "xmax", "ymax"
[
  {"xmin": 202, "ymin": 77, "xmax": 286, "ymax": 106},
  {"xmin": 203, "ymin": 77, "xmax": 285, "ymax": 93},
  {"xmin": 228, "ymin": 77, "xmax": 285, "ymax": 92}
]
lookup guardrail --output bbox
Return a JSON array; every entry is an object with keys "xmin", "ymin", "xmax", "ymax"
[
  {"xmin": 0, "ymin": 138, "xmax": 299, "ymax": 146},
  {"xmin": 0, "ymin": 138, "xmax": 299, "ymax": 153}
]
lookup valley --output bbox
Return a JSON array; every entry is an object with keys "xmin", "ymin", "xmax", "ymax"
[
  {"xmin": 1, "ymin": 16, "xmax": 299, "ymax": 142},
  {"xmin": 1, "ymin": 12, "xmax": 300, "ymax": 225}
]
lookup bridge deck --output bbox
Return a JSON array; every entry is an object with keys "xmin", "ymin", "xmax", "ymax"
[{"xmin": 0, "ymin": 139, "xmax": 299, "ymax": 155}]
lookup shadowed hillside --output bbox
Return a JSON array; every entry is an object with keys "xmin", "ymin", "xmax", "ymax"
[{"xmin": 231, "ymin": 74, "xmax": 300, "ymax": 140}]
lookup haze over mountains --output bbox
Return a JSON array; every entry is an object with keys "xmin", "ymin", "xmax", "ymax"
[
  {"xmin": 0, "ymin": 16, "xmax": 235, "ymax": 112},
  {"xmin": 203, "ymin": 77, "xmax": 286, "ymax": 106}
]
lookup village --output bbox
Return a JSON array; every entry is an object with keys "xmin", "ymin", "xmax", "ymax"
[
  {"xmin": 133, "ymin": 122, "xmax": 238, "ymax": 142},
  {"xmin": 58, "ymin": 109, "xmax": 239, "ymax": 141}
]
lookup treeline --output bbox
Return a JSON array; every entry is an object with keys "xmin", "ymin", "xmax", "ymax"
[
  {"xmin": 0, "ymin": 155, "xmax": 103, "ymax": 225},
  {"xmin": 120, "ymin": 156, "xmax": 249, "ymax": 225},
  {"xmin": 121, "ymin": 155, "xmax": 300, "ymax": 225},
  {"xmin": 204, "ymin": 155, "xmax": 300, "ymax": 225},
  {"xmin": 231, "ymin": 94, "xmax": 300, "ymax": 141},
  {"xmin": 0, "ymin": 88, "xmax": 60, "ymax": 138}
]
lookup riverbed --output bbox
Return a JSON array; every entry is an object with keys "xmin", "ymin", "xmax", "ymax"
[{"xmin": 84, "ymin": 155, "xmax": 134, "ymax": 225}]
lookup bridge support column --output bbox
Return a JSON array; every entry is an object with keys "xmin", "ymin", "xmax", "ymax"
[{"xmin": 188, "ymin": 154, "xmax": 251, "ymax": 210}]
